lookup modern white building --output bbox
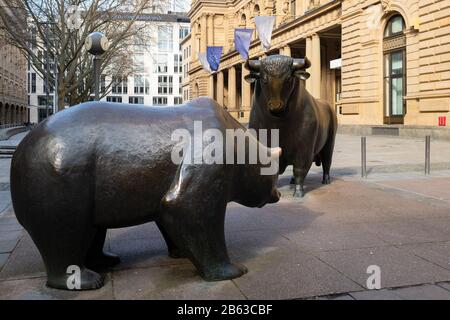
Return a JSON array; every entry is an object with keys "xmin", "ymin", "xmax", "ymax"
[
  {"xmin": 27, "ymin": 8, "xmax": 190, "ymax": 123},
  {"xmin": 101, "ymin": 12, "xmax": 190, "ymax": 107}
]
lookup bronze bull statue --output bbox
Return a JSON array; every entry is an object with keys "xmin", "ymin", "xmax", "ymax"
[
  {"xmin": 245, "ymin": 55, "xmax": 337, "ymax": 197},
  {"xmin": 10, "ymin": 98, "xmax": 281, "ymax": 290}
]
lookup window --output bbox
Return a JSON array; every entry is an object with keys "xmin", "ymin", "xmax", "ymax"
[
  {"xmin": 31, "ymin": 73, "xmax": 36, "ymax": 93},
  {"xmin": 383, "ymin": 15, "xmax": 406, "ymax": 124},
  {"xmin": 158, "ymin": 25, "xmax": 173, "ymax": 52},
  {"xmin": 112, "ymin": 76, "xmax": 127, "ymax": 94},
  {"xmin": 179, "ymin": 76, "xmax": 182, "ymax": 94},
  {"xmin": 179, "ymin": 27, "xmax": 190, "ymax": 40},
  {"xmin": 101, "ymin": 75, "xmax": 106, "ymax": 94},
  {"xmin": 174, "ymin": 97, "xmax": 183, "ymax": 105},
  {"xmin": 129, "ymin": 96, "xmax": 144, "ymax": 104},
  {"xmin": 174, "ymin": 54, "xmax": 182, "ymax": 73},
  {"xmin": 134, "ymin": 76, "xmax": 149, "ymax": 94},
  {"xmin": 153, "ymin": 96, "xmax": 168, "ymax": 106},
  {"xmin": 385, "ymin": 15, "xmax": 405, "ymax": 37},
  {"xmin": 158, "ymin": 76, "xmax": 173, "ymax": 94},
  {"xmin": 107, "ymin": 96, "xmax": 123, "ymax": 103},
  {"xmin": 38, "ymin": 95, "xmax": 53, "ymax": 107},
  {"xmin": 155, "ymin": 54, "xmax": 168, "ymax": 73}
]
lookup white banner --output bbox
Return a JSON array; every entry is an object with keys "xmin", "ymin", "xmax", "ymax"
[
  {"xmin": 198, "ymin": 52, "xmax": 212, "ymax": 73},
  {"xmin": 254, "ymin": 16, "xmax": 276, "ymax": 52}
]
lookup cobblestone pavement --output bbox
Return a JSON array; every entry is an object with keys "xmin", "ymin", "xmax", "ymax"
[{"xmin": 1, "ymin": 133, "xmax": 450, "ymax": 299}]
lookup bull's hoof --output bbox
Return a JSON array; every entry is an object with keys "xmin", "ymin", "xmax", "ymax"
[
  {"xmin": 322, "ymin": 175, "xmax": 331, "ymax": 185},
  {"xmin": 202, "ymin": 262, "xmax": 248, "ymax": 281},
  {"xmin": 293, "ymin": 189, "xmax": 305, "ymax": 198},
  {"xmin": 47, "ymin": 268, "xmax": 104, "ymax": 291},
  {"xmin": 86, "ymin": 252, "xmax": 121, "ymax": 271}
]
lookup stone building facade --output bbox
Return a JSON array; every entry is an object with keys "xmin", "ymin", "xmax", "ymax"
[
  {"xmin": 0, "ymin": 22, "xmax": 28, "ymax": 126},
  {"xmin": 187, "ymin": 0, "xmax": 450, "ymax": 127}
]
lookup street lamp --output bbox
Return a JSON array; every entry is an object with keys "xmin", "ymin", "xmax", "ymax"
[{"xmin": 85, "ymin": 32, "xmax": 109, "ymax": 101}]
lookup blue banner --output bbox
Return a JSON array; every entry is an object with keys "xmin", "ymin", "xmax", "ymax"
[
  {"xmin": 207, "ymin": 46, "xmax": 223, "ymax": 72},
  {"xmin": 234, "ymin": 28, "xmax": 254, "ymax": 60}
]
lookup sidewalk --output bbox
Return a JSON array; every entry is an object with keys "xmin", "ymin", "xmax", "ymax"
[{"xmin": 1, "ymin": 133, "xmax": 450, "ymax": 299}]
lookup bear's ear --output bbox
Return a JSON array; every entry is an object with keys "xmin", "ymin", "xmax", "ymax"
[
  {"xmin": 244, "ymin": 72, "xmax": 260, "ymax": 84},
  {"xmin": 294, "ymin": 71, "xmax": 310, "ymax": 81}
]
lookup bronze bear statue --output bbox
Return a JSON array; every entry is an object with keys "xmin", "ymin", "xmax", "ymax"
[{"xmin": 10, "ymin": 98, "xmax": 281, "ymax": 290}]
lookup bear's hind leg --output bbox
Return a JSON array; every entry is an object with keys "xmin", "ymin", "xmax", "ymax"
[
  {"xmin": 30, "ymin": 226, "xmax": 104, "ymax": 290},
  {"xmin": 85, "ymin": 228, "xmax": 121, "ymax": 271}
]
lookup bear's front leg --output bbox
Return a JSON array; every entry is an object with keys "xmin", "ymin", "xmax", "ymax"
[
  {"xmin": 158, "ymin": 201, "xmax": 247, "ymax": 281},
  {"xmin": 159, "ymin": 160, "xmax": 248, "ymax": 281}
]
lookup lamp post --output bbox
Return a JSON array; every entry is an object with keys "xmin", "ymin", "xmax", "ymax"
[{"xmin": 85, "ymin": 32, "xmax": 109, "ymax": 101}]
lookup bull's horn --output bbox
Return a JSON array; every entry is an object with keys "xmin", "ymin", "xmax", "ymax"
[
  {"xmin": 292, "ymin": 57, "xmax": 311, "ymax": 70},
  {"xmin": 245, "ymin": 59, "xmax": 261, "ymax": 72},
  {"xmin": 270, "ymin": 147, "xmax": 282, "ymax": 158}
]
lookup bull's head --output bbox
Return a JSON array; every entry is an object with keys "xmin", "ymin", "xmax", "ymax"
[{"xmin": 245, "ymin": 55, "xmax": 311, "ymax": 115}]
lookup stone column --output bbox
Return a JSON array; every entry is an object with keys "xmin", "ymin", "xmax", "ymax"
[
  {"xmin": 208, "ymin": 74, "xmax": 215, "ymax": 99},
  {"xmin": 200, "ymin": 14, "xmax": 207, "ymax": 53},
  {"xmin": 296, "ymin": 0, "xmax": 304, "ymax": 16},
  {"xmin": 207, "ymin": 14, "xmax": 214, "ymax": 46},
  {"xmin": 311, "ymin": 33, "xmax": 321, "ymax": 98},
  {"xmin": 283, "ymin": 45, "xmax": 291, "ymax": 57},
  {"xmin": 192, "ymin": 24, "xmax": 198, "ymax": 59},
  {"xmin": 241, "ymin": 62, "xmax": 251, "ymax": 110},
  {"xmin": 228, "ymin": 66, "xmax": 236, "ymax": 110},
  {"xmin": 217, "ymin": 71, "xmax": 224, "ymax": 106},
  {"xmin": 305, "ymin": 36, "xmax": 313, "ymax": 93}
]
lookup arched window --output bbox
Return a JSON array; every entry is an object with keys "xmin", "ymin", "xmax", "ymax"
[
  {"xmin": 384, "ymin": 15, "xmax": 405, "ymax": 38},
  {"xmin": 240, "ymin": 13, "xmax": 247, "ymax": 27},
  {"xmin": 254, "ymin": 5, "xmax": 260, "ymax": 16},
  {"xmin": 383, "ymin": 14, "xmax": 406, "ymax": 124}
]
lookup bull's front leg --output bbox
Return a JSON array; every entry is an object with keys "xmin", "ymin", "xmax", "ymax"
[{"xmin": 293, "ymin": 156, "xmax": 313, "ymax": 198}]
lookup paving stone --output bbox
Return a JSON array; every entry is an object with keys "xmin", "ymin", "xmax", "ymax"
[
  {"xmin": 400, "ymin": 241, "xmax": 450, "ymax": 271},
  {"xmin": 350, "ymin": 289, "xmax": 402, "ymax": 300},
  {"xmin": 108, "ymin": 236, "xmax": 190, "ymax": 271},
  {"xmin": 0, "ymin": 275, "xmax": 114, "ymax": 300},
  {"xmin": 437, "ymin": 282, "xmax": 450, "ymax": 292},
  {"xmin": 375, "ymin": 177, "xmax": 450, "ymax": 201},
  {"xmin": 281, "ymin": 222, "xmax": 388, "ymax": 252},
  {"xmin": 0, "ymin": 230, "xmax": 23, "ymax": 242},
  {"xmin": 232, "ymin": 243, "xmax": 362, "ymax": 300},
  {"xmin": 391, "ymin": 284, "xmax": 450, "ymax": 300},
  {"xmin": 0, "ymin": 239, "xmax": 19, "ymax": 254},
  {"xmin": 361, "ymin": 218, "xmax": 450, "ymax": 246},
  {"xmin": 0, "ymin": 253, "xmax": 8, "ymax": 270},
  {"xmin": 317, "ymin": 246, "xmax": 450, "ymax": 289},
  {"xmin": 107, "ymin": 222, "xmax": 163, "ymax": 242},
  {"xmin": 0, "ymin": 234, "xmax": 45, "ymax": 280},
  {"xmin": 112, "ymin": 264, "xmax": 245, "ymax": 300},
  {"xmin": 225, "ymin": 229, "xmax": 293, "ymax": 263},
  {"xmin": 327, "ymin": 294, "xmax": 355, "ymax": 300}
]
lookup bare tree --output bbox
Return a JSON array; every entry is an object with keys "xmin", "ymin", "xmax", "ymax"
[{"xmin": 0, "ymin": 0, "xmax": 184, "ymax": 110}]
